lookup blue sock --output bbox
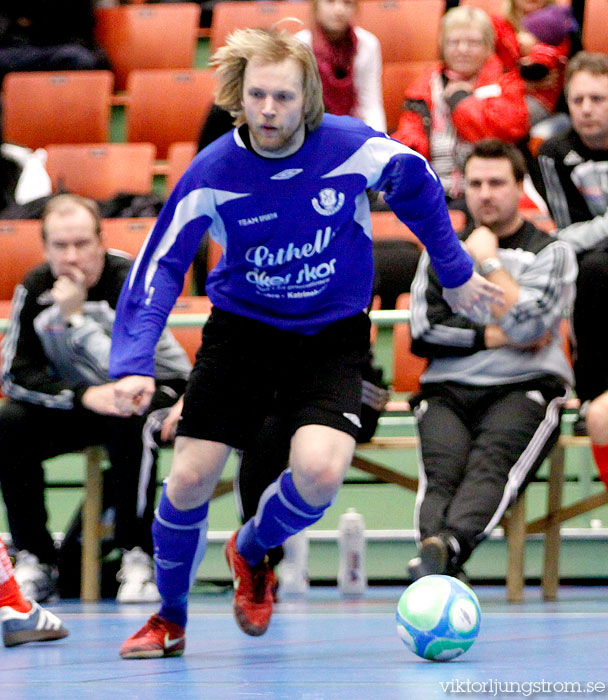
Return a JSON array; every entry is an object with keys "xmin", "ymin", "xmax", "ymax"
[
  {"xmin": 236, "ymin": 470, "xmax": 329, "ymax": 565},
  {"xmin": 152, "ymin": 483, "xmax": 208, "ymax": 628}
]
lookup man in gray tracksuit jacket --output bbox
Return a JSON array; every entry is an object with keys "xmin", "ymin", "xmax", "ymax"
[{"xmin": 407, "ymin": 140, "xmax": 577, "ymax": 580}]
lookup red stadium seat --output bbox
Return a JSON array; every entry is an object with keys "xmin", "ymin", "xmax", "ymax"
[
  {"xmin": 2, "ymin": 71, "xmax": 113, "ymax": 149},
  {"xmin": 210, "ymin": 1, "xmax": 310, "ymax": 53},
  {"xmin": 94, "ymin": 3, "xmax": 201, "ymax": 90},
  {"xmin": 0, "ymin": 220, "xmax": 45, "ymax": 300},
  {"xmin": 46, "ymin": 143, "xmax": 156, "ymax": 200},
  {"xmin": 126, "ymin": 69, "xmax": 216, "ymax": 159}
]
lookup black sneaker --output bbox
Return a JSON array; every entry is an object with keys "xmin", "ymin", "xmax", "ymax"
[
  {"xmin": 407, "ymin": 536, "xmax": 449, "ymax": 580},
  {"xmin": 573, "ymin": 402, "xmax": 589, "ymax": 436},
  {"xmin": 573, "ymin": 416, "xmax": 588, "ymax": 437}
]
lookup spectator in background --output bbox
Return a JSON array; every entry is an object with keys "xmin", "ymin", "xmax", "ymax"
[
  {"xmin": 0, "ymin": 1, "xmax": 108, "ymax": 82},
  {"xmin": 407, "ymin": 138, "xmax": 576, "ymax": 581},
  {"xmin": 295, "ymin": 0, "xmax": 386, "ymax": 132},
  {"xmin": 537, "ymin": 52, "xmax": 608, "ymax": 451},
  {"xmin": 392, "ymin": 6, "xmax": 528, "ymax": 203},
  {"xmin": 492, "ymin": 0, "xmax": 580, "ymax": 133},
  {"xmin": 0, "ymin": 194, "xmax": 191, "ymax": 604}
]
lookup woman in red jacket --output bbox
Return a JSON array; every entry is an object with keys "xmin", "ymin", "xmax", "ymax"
[
  {"xmin": 392, "ymin": 6, "xmax": 528, "ymax": 200},
  {"xmin": 492, "ymin": 0, "xmax": 579, "ymax": 126}
]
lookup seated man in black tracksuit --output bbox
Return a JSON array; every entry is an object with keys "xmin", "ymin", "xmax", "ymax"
[{"xmin": 0, "ymin": 194, "xmax": 191, "ymax": 603}]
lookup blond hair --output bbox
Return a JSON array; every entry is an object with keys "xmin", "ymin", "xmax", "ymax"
[
  {"xmin": 210, "ymin": 27, "xmax": 324, "ymax": 130},
  {"xmin": 41, "ymin": 194, "xmax": 101, "ymax": 240},
  {"xmin": 440, "ymin": 6, "xmax": 495, "ymax": 60}
]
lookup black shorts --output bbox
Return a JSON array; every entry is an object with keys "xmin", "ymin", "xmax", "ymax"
[{"xmin": 177, "ymin": 308, "xmax": 371, "ymax": 449}]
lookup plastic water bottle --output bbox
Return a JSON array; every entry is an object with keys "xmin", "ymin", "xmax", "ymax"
[
  {"xmin": 278, "ymin": 530, "xmax": 309, "ymax": 596},
  {"xmin": 337, "ymin": 508, "xmax": 367, "ymax": 597}
]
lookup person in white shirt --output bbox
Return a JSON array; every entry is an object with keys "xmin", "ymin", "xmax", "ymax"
[{"xmin": 295, "ymin": 0, "xmax": 386, "ymax": 132}]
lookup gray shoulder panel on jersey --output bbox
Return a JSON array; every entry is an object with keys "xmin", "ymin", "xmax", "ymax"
[
  {"xmin": 321, "ymin": 136, "xmax": 426, "ymax": 188},
  {"xmin": 130, "ymin": 187, "xmax": 251, "ymax": 293}
]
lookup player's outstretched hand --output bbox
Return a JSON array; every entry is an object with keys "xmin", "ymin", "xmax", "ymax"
[
  {"xmin": 443, "ymin": 271, "xmax": 504, "ymax": 316},
  {"xmin": 113, "ymin": 375, "xmax": 156, "ymax": 416}
]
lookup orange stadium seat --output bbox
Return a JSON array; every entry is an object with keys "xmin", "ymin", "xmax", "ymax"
[
  {"xmin": 370, "ymin": 211, "xmax": 425, "ymax": 247},
  {"xmin": 209, "ymin": 1, "xmax": 310, "ymax": 52},
  {"xmin": 101, "ymin": 218, "xmax": 194, "ymax": 295},
  {"xmin": 170, "ymin": 295, "xmax": 212, "ymax": 364},
  {"xmin": 370, "ymin": 210, "xmax": 465, "ymax": 245},
  {"xmin": 357, "ymin": 0, "xmax": 443, "ymax": 63},
  {"xmin": 94, "ymin": 3, "xmax": 201, "ymax": 91},
  {"xmin": 582, "ymin": 0, "xmax": 608, "ymax": 52},
  {"xmin": 166, "ymin": 141, "xmax": 198, "ymax": 195},
  {"xmin": 459, "ymin": 0, "xmax": 504, "ymax": 15},
  {"xmin": 126, "ymin": 69, "xmax": 216, "ymax": 159},
  {"xmin": 46, "ymin": 143, "xmax": 156, "ymax": 200},
  {"xmin": 382, "ymin": 61, "xmax": 436, "ymax": 134},
  {"xmin": 2, "ymin": 71, "xmax": 113, "ymax": 150},
  {"xmin": 101, "ymin": 217, "xmax": 156, "ymax": 258},
  {"xmin": 0, "ymin": 220, "xmax": 45, "ymax": 300}
]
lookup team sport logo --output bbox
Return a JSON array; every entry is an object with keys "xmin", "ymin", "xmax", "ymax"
[{"xmin": 312, "ymin": 188, "xmax": 345, "ymax": 216}]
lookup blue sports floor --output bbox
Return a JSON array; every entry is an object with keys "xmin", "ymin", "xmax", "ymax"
[{"xmin": 3, "ymin": 585, "xmax": 608, "ymax": 700}]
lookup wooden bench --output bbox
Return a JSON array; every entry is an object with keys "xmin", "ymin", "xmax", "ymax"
[
  {"xmin": 353, "ymin": 433, "xmax": 597, "ymax": 602},
  {"xmin": 3, "ymin": 302, "xmax": 604, "ymax": 601},
  {"xmin": 79, "ymin": 448, "xmax": 233, "ymax": 601},
  {"xmin": 350, "ymin": 294, "xmax": 604, "ymax": 601}
]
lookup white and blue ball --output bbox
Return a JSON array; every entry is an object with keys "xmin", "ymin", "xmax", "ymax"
[{"xmin": 396, "ymin": 574, "xmax": 481, "ymax": 661}]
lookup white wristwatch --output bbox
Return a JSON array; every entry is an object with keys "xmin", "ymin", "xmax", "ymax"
[
  {"xmin": 479, "ymin": 257, "xmax": 503, "ymax": 277},
  {"xmin": 68, "ymin": 313, "xmax": 85, "ymax": 329}
]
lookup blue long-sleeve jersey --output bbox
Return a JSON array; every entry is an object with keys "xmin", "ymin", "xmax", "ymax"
[{"xmin": 109, "ymin": 114, "xmax": 473, "ymax": 378}]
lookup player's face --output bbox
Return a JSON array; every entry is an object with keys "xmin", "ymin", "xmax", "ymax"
[
  {"xmin": 567, "ymin": 71, "xmax": 608, "ymax": 150},
  {"xmin": 443, "ymin": 26, "xmax": 491, "ymax": 79},
  {"xmin": 315, "ymin": 0, "xmax": 357, "ymax": 40},
  {"xmin": 242, "ymin": 58, "xmax": 306, "ymax": 158},
  {"xmin": 464, "ymin": 157, "xmax": 522, "ymax": 234},
  {"xmin": 44, "ymin": 207, "xmax": 105, "ymax": 288}
]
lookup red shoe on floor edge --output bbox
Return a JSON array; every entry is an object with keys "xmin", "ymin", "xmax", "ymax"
[{"xmin": 119, "ymin": 614, "xmax": 185, "ymax": 659}]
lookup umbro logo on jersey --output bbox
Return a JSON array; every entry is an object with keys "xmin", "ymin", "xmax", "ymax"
[
  {"xmin": 312, "ymin": 188, "xmax": 345, "ymax": 216},
  {"xmin": 564, "ymin": 150, "xmax": 584, "ymax": 166},
  {"xmin": 270, "ymin": 168, "xmax": 303, "ymax": 180}
]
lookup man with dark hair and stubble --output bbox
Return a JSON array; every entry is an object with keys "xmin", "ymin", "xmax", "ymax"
[{"xmin": 407, "ymin": 138, "xmax": 577, "ymax": 581}]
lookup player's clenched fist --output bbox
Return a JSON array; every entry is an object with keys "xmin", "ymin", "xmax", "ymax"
[{"xmin": 113, "ymin": 375, "xmax": 156, "ymax": 416}]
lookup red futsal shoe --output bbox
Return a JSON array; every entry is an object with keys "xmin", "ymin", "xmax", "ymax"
[
  {"xmin": 224, "ymin": 531, "xmax": 274, "ymax": 636},
  {"xmin": 119, "ymin": 614, "xmax": 185, "ymax": 659}
]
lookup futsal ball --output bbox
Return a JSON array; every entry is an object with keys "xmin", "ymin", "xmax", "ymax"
[{"xmin": 396, "ymin": 575, "xmax": 481, "ymax": 661}]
